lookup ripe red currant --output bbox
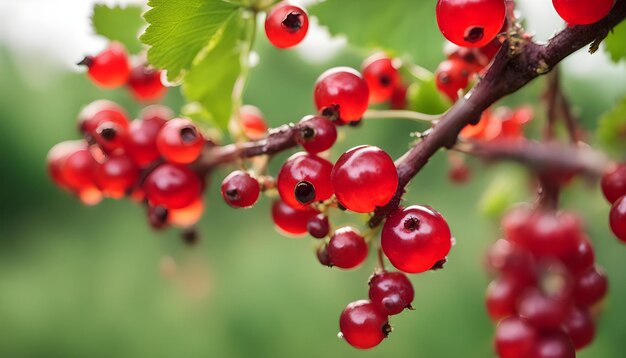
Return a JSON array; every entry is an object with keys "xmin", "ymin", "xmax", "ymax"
[
  {"xmin": 485, "ymin": 276, "xmax": 525, "ymax": 321},
  {"xmin": 435, "ymin": 58, "xmax": 472, "ymax": 101},
  {"xmin": 221, "ymin": 170, "xmax": 260, "ymax": 208},
  {"xmin": 573, "ymin": 266, "xmax": 608, "ymax": 306},
  {"xmin": 264, "ymin": 2, "xmax": 309, "ymax": 49},
  {"xmin": 368, "ymin": 271, "xmax": 414, "ymax": 315},
  {"xmin": 381, "ymin": 205, "xmax": 452, "ymax": 273},
  {"xmin": 316, "ymin": 244, "xmax": 332, "ymax": 266},
  {"xmin": 494, "ymin": 317, "xmax": 537, "ymax": 358},
  {"xmin": 271, "ymin": 199, "xmax": 318, "ymax": 236},
  {"xmin": 516, "ymin": 210, "xmax": 584, "ymax": 262},
  {"xmin": 307, "ymin": 214, "xmax": 330, "ymax": 239},
  {"xmin": 94, "ymin": 154, "xmax": 139, "ymax": 198},
  {"xmin": 47, "ymin": 140, "xmax": 86, "ymax": 191},
  {"xmin": 124, "ymin": 111, "xmax": 168, "ymax": 167},
  {"xmin": 331, "ymin": 145, "xmax": 398, "ymax": 213},
  {"xmin": 61, "ymin": 146, "xmax": 99, "ymax": 191},
  {"xmin": 610, "ymin": 195, "xmax": 626, "ymax": 242},
  {"xmin": 156, "ymin": 118, "xmax": 205, "ymax": 164},
  {"xmin": 78, "ymin": 42, "xmax": 130, "ymax": 88},
  {"xmin": 552, "ymin": 0, "xmax": 614, "ymax": 25},
  {"xmin": 517, "ymin": 287, "xmax": 572, "ymax": 330},
  {"xmin": 237, "ymin": 105, "xmax": 268, "ymax": 140},
  {"xmin": 562, "ymin": 307, "xmax": 595, "ymax": 350},
  {"xmin": 314, "ymin": 67, "xmax": 370, "ymax": 123},
  {"xmin": 436, "ymin": 0, "xmax": 506, "ymax": 48},
  {"xmin": 601, "ymin": 164, "xmax": 626, "ymax": 204},
  {"xmin": 339, "ymin": 300, "xmax": 390, "ymax": 349},
  {"xmin": 277, "ymin": 152, "xmax": 333, "ymax": 208},
  {"xmin": 486, "ymin": 239, "xmax": 536, "ymax": 284},
  {"xmin": 361, "ymin": 54, "xmax": 400, "ymax": 104},
  {"xmin": 531, "ymin": 330, "xmax": 575, "ymax": 358},
  {"xmin": 327, "ymin": 227, "xmax": 368, "ymax": 269},
  {"xmin": 77, "ymin": 100, "xmax": 129, "ymax": 136},
  {"xmin": 127, "ymin": 65, "xmax": 166, "ymax": 101},
  {"xmin": 561, "ymin": 235, "xmax": 595, "ymax": 274},
  {"xmin": 295, "ymin": 115, "xmax": 337, "ymax": 154},
  {"xmin": 390, "ymin": 84, "xmax": 408, "ymax": 110},
  {"xmin": 143, "ymin": 163, "xmax": 202, "ymax": 209}
]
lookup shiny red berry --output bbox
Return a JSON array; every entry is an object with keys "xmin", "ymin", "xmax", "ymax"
[
  {"xmin": 62, "ymin": 146, "xmax": 99, "ymax": 191},
  {"xmin": 485, "ymin": 276, "xmax": 525, "ymax": 321},
  {"xmin": 517, "ymin": 287, "xmax": 572, "ymax": 330},
  {"xmin": 237, "ymin": 105, "xmax": 268, "ymax": 140},
  {"xmin": 295, "ymin": 115, "xmax": 337, "ymax": 154},
  {"xmin": 79, "ymin": 42, "xmax": 130, "ymax": 88},
  {"xmin": 264, "ymin": 2, "xmax": 309, "ymax": 49},
  {"xmin": 552, "ymin": 0, "xmax": 614, "ymax": 25},
  {"xmin": 381, "ymin": 205, "xmax": 452, "ymax": 273},
  {"xmin": 561, "ymin": 235, "xmax": 595, "ymax": 274},
  {"xmin": 94, "ymin": 154, "xmax": 139, "ymax": 198},
  {"xmin": 390, "ymin": 84, "xmax": 408, "ymax": 110},
  {"xmin": 602, "ymin": 164, "xmax": 626, "ymax": 204},
  {"xmin": 47, "ymin": 140, "xmax": 86, "ymax": 191},
  {"xmin": 307, "ymin": 214, "xmax": 330, "ymax": 239},
  {"xmin": 314, "ymin": 67, "xmax": 370, "ymax": 123},
  {"xmin": 435, "ymin": 58, "xmax": 472, "ymax": 101},
  {"xmin": 277, "ymin": 152, "xmax": 333, "ymax": 208},
  {"xmin": 436, "ymin": 0, "xmax": 506, "ymax": 48},
  {"xmin": 128, "ymin": 65, "xmax": 166, "ymax": 101},
  {"xmin": 517, "ymin": 210, "xmax": 584, "ymax": 262},
  {"xmin": 143, "ymin": 163, "xmax": 202, "ymax": 209},
  {"xmin": 124, "ymin": 112, "xmax": 168, "ymax": 167},
  {"xmin": 327, "ymin": 227, "xmax": 368, "ymax": 269},
  {"xmin": 610, "ymin": 195, "xmax": 626, "ymax": 242},
  {"xmin": 77, "ymin": 100, "xmax": 129, "ymax": 135},
  {"xmin": 221, "ymin": 170, "xmax": 260, "ymax": 208},
  {"xmin": 368, "ymin": 271, "xmax": 414, "ymax": 315},
  {"xmin": 271, "ymin": 199, "xmax": 318, "ymax": 236},
  {"xmin": 339, "ymin": 300, "xmax": 390, "ymax": 349},
  {"xmin": 362, "ymin": 54, "xmax": 400, "ymax": 104},
  {"xmin": 486, "ymin": 239, "xmax": 536, "ymax": 284},
  {"xmin": 156, "ymin": 118, "xmax": 205, "ymax": 164},
  {"xmin": 531, "ymin": 330, "xmax": 575, "ymax": 358},
  {"xmin": 573, "ymin": 266, "xmax": 608, "ymax": 307},
  {"xmin": 331, "ymin": 145, "xmax": 398, "ymax": 213},
  {"xmin": 562, "ymin": 307, "xmax": 595, "ymax": 350},
  {"xmin": 495, "ymin": 317, "xmax": 537, "ymax": 358}
]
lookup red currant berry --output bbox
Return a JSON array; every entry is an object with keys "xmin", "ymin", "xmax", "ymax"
[
  {"xmin": 368, "ymin": 271, "xmax": 414, "ymax": 315},
  {"xmin": 78, "ymin": 42, "xmax": 130, "ymax": 88},
  {"xmin": 327, "ymin": 227, "xmax": 368, "ymax": 269},
  {"xmin": 381, "ymin": 205, "xmax": 452, "ymax": 273},
  {"xmin": 390, "ymin": 84, "xmax": 408, "ymax": 110},
  {"xmin": 435, "ymin": 58, "xmax": 472, "ymax": 101},
  {"xmin": 552, "ymin": 0, "xmax": 614, "ymax": 25},
  {"xmin": 562, "ymin": 307, "xmax": 595, "ymax": 350},
  {"xmin": 436, "ymin": 0, "xmax": 506, "ymax": 48},
  {"xmin": 124, "ymin": 113, "xmax": 168, "ymax": 167},
  {"xmin": 127, "ymin": 65, "xmax": 166, "ymax": 101},
  {"xmin": 143, "ymin": 163, "xmax": 202, "ymax": 209},
  {"xmin": 47, "ymin": 140, "xmax": 86, "ymax": 191},
  {"xmin": 501, "ymin": 204, "xmax": 533, "ymax": 244},
  {"xmin": 61, "ymin": 146, "xmax": 99, "ymax": 191},
  {"xmin": 156, "ymin": 118, "xmax": 205, "ymax": 164},
  {"xmin": 77, "ymin": 100, "xmax": 129, "ymax": 136},
  {"xmin": 277, "ymin": 152, "xmax": 333, "ymax": 208},
  {"xmin": 517, "ymin": 287, "xmax": 572, "ymax": 330},
  {"xmin": 331, "ymin": 145, "xmax": 398, "ymax": 213},
  {"xmin": 264, "ymin": 2, "xmax": 309, "ymax": 49},
  {"xmin": 573, "ymin": 266, "xmax": 608, "ymax": 307},
  {"xmin": 237, "ymin": 105, "xmax": 268, "ymax": 140},
  {"xmin": 307, "ymin": 214, "xmax": 330, "ymax": 239},
  {"xmin": 495, "ymin": 317, "xmax": 537, "ymax": 358},
  {"xmin": 94, "ymin": 154, "xmax": 139, "ymax": 198},
  {"xmin": 486, "ymin": 239, "xmax": 536, "ymax": 284},
  {"xmin": 561, "ymin": 235, "xmax": 595, "ymax": 274},
  {"xmin": 339, "ymin": 300, "xmax": 390, "ymax": 349},
  {"xmin": 271, "ymin": 199, "xmax": 318, "ymax": 236},
  {"xmin": 520, "ymin": 210, "xmax": 584, "ymax": 261},
  {"xmin": 362, "ymin": 54, "xmax": 400, "ymax": 104},
  {"xmin": 485, "ymin": 276, "xmax": 526, "ymax": 321},
  {"xmin": 531, "ymin": 330, "xmax": 575, "ymax": 358},
  {"xmin": 295, "ymin": 115, "xmax": 337, "ymax": 154},
  {"xmin": 221, "ymin": 170, "xmax": 260, "ymax": 208},
  {"xmin": 601, "ymin": 164, "xmax": 626, "ymax": 204},
  {"xmin": 93, "ymin": 120, "xmax": 128, "ymax": 154},
  {"xmin": 314, "ymin": 67, "xmax": 370, "ymax": 123},
  {"xmin": 609, "ymin": 195, "xmax": 626, "ymax": 242}
]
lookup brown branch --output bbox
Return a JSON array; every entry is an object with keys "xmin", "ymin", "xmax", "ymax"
[{"xmin": 368, "ymin": 1, "xmax": 626, "ymax": 227}]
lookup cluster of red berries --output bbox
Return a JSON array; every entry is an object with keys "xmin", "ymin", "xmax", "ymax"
[
  {"xmin": 79, "ymin": 42, "xmax": 166, "ymax": 101},
  {"xmin": 47, "ymin": 101, "xmax": 207, "ymax": 232},
  {"xmin": 487, "ymin": 205, "xmax": 608, "ymax": 357},
  {"xmin": 602, "ymin": 164, "xmax": 626, "ymax": 242},
  {"xmin": 461, "ymin": 106, "xmax": 534, "ymax": 142},
  {"xmin": 264, "ymin": 2, "xmax": 309, "ymax": 49}
]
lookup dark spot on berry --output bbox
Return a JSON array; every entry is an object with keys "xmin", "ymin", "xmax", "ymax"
[
  {"xmin": 430, "ymin": 259, "xmax": 447, "ymax": 270},
  {"xmin": 180, "ymin": 126, "xmax": 198, "ymax": 143},
  {"xmin": 300, "ymin": 126, "xmax": 316, "ymax": 141},
  {"xmin": 149, "ymin": 205, "xmax": 169, "ymax": 229},
  {"xmin": 295, "ymin": 180, "xmax": 316, "ymax": 204},
  {"xmin": 382, "ymin": 323, "xmax": 393, "ymax": 337},
  {"xmin": 404, "ymin": 216, "xmax": 420, "ymax": 231},
  {"xmin": 226, "ymin": 188, "xmax": 240, "ymax": 201},
  {"xmin": 379, "ymin": 74, "xmax": 392, "ymax": 87},
  {"xmin": 317, "ymin": 244, "xmax": 333, "ymax": 267},
  {"xmin": 464, "ymin": 26, "xmax": 484, "ymax": 43},
  {"xmin": 348, "ymin": 119, "xmax": 362, "ymax": 127},
  {"xmin": 337, "ymin": 202, "xmax": 347, "ymax": 211},
  {"xmin": 321, "ymin": 104, "xmax": 341, "ymax": 122},
  {"xmin": 99, "ymin": 126, "xmax": 117, "ymax": 141},
  {"xmin": 282, "ymin": 12, "xmax": 303, "ymax": 33},
  {"xmin": 438, "ymin": 72, "xmax": 450, "ymax": 84}
]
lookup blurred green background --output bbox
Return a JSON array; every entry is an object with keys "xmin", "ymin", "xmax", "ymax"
[{"xmin": 1, "ymin": 1, "xmax": 626, "ymax": 357}]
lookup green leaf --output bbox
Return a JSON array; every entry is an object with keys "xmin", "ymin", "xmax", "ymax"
[
  {"xmin": 141, "ymin": 0, "xmax": 240, "ymax": 81},
  {"xmin": 92, "ymin": 4, "xmax": 145, "ymax": 54},
  {"xmin": 182, "ymin": 13, "xmax": 249, "ymax": 129},
  {"xmin": 597, "ymin": 96, "xmax": 626, "ymax": 157},
  {"xmin": 310, "ymin": 0, "xmax": 443, "ymax": 68},
  {"xmin": 478, "ymin": 166, "xmax": 526, "ymax": 219},
  {"xmin": 407, "ymin": 77, "xmax": 451, "ymax": 115},
  {"xmin": 605, "ymin": 21, "xmax": 626, "ymax": 63}
]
